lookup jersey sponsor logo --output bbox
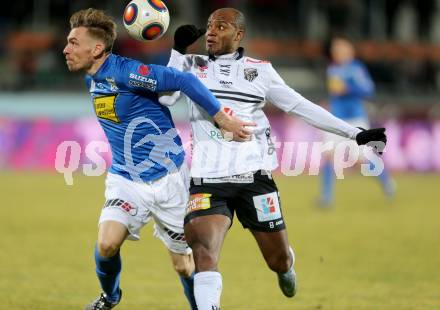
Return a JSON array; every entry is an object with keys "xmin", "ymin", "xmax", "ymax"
[
  {"xmin": 128, "ymin": 80, "xmax": 157, "ymax": 91},
  {"xmin": 209, "ymin": 130, "xmax": 224, "ymax": 140},
  {"xmin": 187, "ymin": 193, "xmax": 212, "ymax": 213},
  {"xmin": 105, "ymin": 77, "xmax": 119, "ymax": 92},
  {"xmin": 129, "ymin": 73, "xmax": 157, "ymax": 91},
  {"xmin": 219, "ymin": 80, "xmax": 233, "ymax": 88},
  {"xmin": 244, "ymin": 68, "xmax": 258, "ymax": 82},
  {"xmin": 104, "ymin": 199, "xmax": 138, "ymax": 216},
  {"xmin": 95, "ymin": 82, "xmax": 106, "ymax": 89},
  {"xmin": 275, "ymin": 219, "xmax": 284, "ymax": 226},
  {"xmin": 137, "ymin": 64, "xmax": 150, "ymax": 76},
  {"xmin": 203, "ymin": 172, "xmax": 254, "ymax": 184},
  {"xmin": 93, "ymin": 94, "xmax": 120, "ymax": 123},
  {"xmin": 196, "ymin": 65, "xmax": 208, "ymax": 78},
  {"xmin": 252, "ymin": 192, "xmax": 281, "ymax": 222},
  {"xmin": 265, "ymin": 128, "xmax": 276, "ymax": 155}
]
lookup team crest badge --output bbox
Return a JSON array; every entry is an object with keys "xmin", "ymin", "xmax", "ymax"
[{"xmin": 244, "ymin": 68, "xmax": 258, "ymax": 82}]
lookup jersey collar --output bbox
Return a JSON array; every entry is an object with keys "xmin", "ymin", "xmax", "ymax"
[
  {"xmin": 91, "ymin": 53, "xmax": 114, "ymax": 79},
  {"xmin": 209, "ymin": 47, "xmax": 244, "ymax": 61}
]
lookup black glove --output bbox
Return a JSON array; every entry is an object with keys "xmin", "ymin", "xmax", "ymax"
[
  {"xmin": 173, "ymin": 25, "xmax": 206, "ymax": 54},
  {"xmin": 355, "ymin": 127, "xmax": 387, "ymax": 154}
]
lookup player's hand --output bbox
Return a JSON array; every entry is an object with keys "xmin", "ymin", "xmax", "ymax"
[
  {"xmin": 213, "ymin": 109, "xmax": 256, "ymax": 142},
  {"xmin": 355, "ymin": 127, "xmax": 387, "ymax": 154},
  {"xmin": 173, "ymin": 25, "xmax": 206, "ymax": 54}
]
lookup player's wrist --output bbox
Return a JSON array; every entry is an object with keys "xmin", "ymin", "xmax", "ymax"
[
  {"xmin": 355, "ymin": 127, "xmax": 387, "ymax": 154},
  {"xmin": 212, "ymin": 109, "xmax": 229, "ymax": 127}
]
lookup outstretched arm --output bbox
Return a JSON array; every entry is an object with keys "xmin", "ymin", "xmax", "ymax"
[
  {"xmin": 267, "ymin": 83, "xmax": 362, "ymax": 139},
  {"xmin": 266, "ymin": 65, "xmax": 386, "ymax": 150}
]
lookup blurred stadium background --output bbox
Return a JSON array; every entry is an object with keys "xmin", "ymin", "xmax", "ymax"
[{"xmin": 1, "ymin": 0, "xmax": 439, "ymax": 309}]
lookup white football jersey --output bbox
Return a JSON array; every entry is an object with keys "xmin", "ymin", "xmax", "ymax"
[{"xmin": 162, "ymin": 48, "xmax": 361, "ymax": 178}]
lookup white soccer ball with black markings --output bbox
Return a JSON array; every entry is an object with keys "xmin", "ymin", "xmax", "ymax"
[{"xmin": 123, "ymin": 0, "xmax": 170, "ymax": 41}]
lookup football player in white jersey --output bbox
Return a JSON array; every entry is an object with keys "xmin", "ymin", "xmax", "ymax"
[{"xmin": 160, "ymin": 8, "xmax": 387, "ymax": 310}]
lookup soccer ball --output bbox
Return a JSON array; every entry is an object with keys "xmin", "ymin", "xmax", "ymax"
[{"xmin": 123, "ymin": 0, "xmax": 170, "ymax": 41}]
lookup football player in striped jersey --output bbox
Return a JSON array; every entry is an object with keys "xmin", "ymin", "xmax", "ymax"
[{"xmin": 160, "ymin": 8, "xmax": 387, "ymax": 309}]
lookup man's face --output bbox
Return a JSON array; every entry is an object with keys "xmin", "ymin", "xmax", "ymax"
[
  {"xmin": 205, "ymin": 11, "xmax": 243, "ymax": 56},
  {"xmin": 331, "ymin": 38, "xmax": 354, "ymax": 64},
  {"xmin": 63, "ymin": 27, "xmax": 98, "ymax": 72}
]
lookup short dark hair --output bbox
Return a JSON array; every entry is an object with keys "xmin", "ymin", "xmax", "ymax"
[
  {"xmin": 69, "ymin": 8, "xmax": 117, "ymax": 52},
  {"xmin": 211, "ymin": 8, "xmax": 246, "ymax": 32},
  {"xmin": 232, "ymin": 9, "xmax": 246, "ymax": 32}
]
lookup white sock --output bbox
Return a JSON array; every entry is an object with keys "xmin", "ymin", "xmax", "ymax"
[{"xmin": 194, "ymin": 271, "xmax": 222, "ymax": 310}]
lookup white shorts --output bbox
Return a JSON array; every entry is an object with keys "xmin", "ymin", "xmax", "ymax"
[
  {"xmin": 99, "ymin": 163, "xmax": 191, "ymax": 255},
  {"xmin": 323, "ymin": 117, "xmax": 370, "ymax": 144}
]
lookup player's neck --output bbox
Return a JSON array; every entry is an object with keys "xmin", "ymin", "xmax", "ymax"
[
  {"xmin": 218, "ymin": 47, "xmax": 238, "ymax": 56},
  {"xmin": 212, "ymin": 48, "xmax": 239, "ymax": 59},
  {"xmin": 87, "ymin": 53, "xmax": 110, "ymax": 76}
]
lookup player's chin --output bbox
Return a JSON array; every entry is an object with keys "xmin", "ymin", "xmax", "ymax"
[
  {"xmin": 206, "ymin": 45, "xmax": 219, "ymax": 56},
  {"xmin": 66, "ymin": 63, "xmax": 79, "ymax": 72}
]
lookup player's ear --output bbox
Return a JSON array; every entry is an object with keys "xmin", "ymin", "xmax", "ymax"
[
  {"xmin": 92, "ymin": 42, "xmax": 106, "ymax": 57},
  {"xmin": 235, "ymin": 29, "xmax": 244, "ymax": 42}
]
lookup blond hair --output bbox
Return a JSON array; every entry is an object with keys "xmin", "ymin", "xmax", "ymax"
[{"xmin": 69, "ymin": 8, "xmax": 117, "ymax": 52}]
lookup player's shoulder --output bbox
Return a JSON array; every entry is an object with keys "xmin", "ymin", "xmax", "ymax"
[
  {"xmin": 111, "ymin": 53, "xmax": 161, "ymax": 78},
  {"xmin": 243, "ymin": 56, "xmax": 278, "ymax": 82},
  {"xmin": 243, "ymin": 56, "xmax": 274, "ymax": 75},
  {"xmin": 243, "ymin": 56, "xmax": 271, "ymax": 66},
  {"xmin": 110, "ymin": 54, "xmax": 139, "ymax": 76},
  {"xmin": 112, "ymin": 54, "xmax": 148, "ymax": 71},
  {"xmin": 350, "ymin": 59, "xmax": 367, "ymax": 70}
]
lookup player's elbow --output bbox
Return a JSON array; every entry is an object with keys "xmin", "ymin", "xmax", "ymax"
[
  {"xmin": 175, "ymin": 71, "xmax": 199, "ymax": 92},
  {"xmin": 182, "ymin": 71, "xmax": 198, "ymax": 84}
]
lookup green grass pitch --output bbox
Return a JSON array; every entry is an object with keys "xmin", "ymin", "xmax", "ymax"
[{"xmin": 1, "ymin": 172, "xmax": 439, "ymax": 309}]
